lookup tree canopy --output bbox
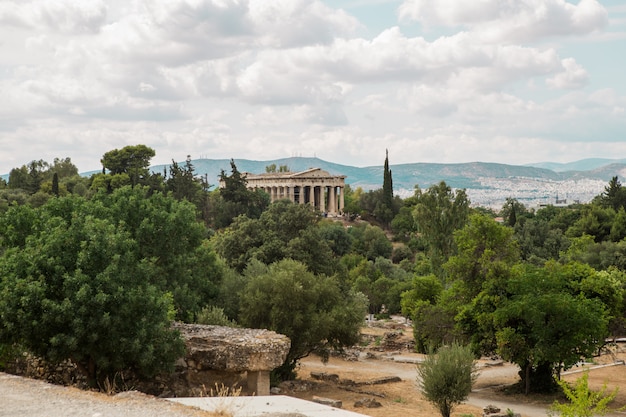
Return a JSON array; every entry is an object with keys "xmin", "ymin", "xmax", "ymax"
[{"xmin": 238, "ymin": 259, "xmax": 366, "ymax": 380}]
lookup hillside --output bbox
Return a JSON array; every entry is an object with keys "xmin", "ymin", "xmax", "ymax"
[
  {"xmin": 4, "ymin": 157, "xmax": 625, "ymax": 209},
  {"xmin": 151, "ymin": 157, "xmax": 625, "ymax": 209}
]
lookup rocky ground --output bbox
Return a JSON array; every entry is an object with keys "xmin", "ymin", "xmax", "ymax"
[
  {"xmin": 284, "ymin": 320, "xmax": 626, "ymax": 417},
  {"xmin": 2, "ymin": 319, "xmax": 626, "ymax": 417}
]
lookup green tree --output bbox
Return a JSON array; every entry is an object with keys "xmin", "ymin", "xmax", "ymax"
[
  {"xmin": 213, "ymin": 200, "xmax": 338, "ymax": 275},
  {"xmin": 318, "ymin": 220, "xmax": 353, "ymax": 256},
  {"xmin": 91, "ymin": 187, "xmax": 222, "ymax": 320},
  {"xmin": 211, "ymin": 159, "xmax": 269, "ymax": 228},
  {"xmin": 417, "ymin": 343, "xmax": 479, "ymax": 417},
  {"xmin": 380, "ymin": 149, "xmax": 394, "ymax": 227},
  {"xmin": 610, "ymin": 207, "xmax": 626, "ymax": 241},
  {"xmin": 598, "ymin": 176, "xmax": 626, "ymax": 211},
  {"xmin": 51, "ymin": 172, "xmax": 59, "ymax": 197},
  {"xmin": 566, "ymin": 205, "xmax": 614, "ymax": 242},
  {"xmin": 413, "ymin": 181, "xmax": 470, "ymax": 278},
  {"xmin": 51, "ymin": 157, "xmax": 79, "ymax": 177},
  {"xmin": 342, "ymin": 184, "xmax": 362, "ymax": 219},
  {"xmin": 400, "ymin": 274, "xmax": 443, "ymax": 319},
  {"xmin": 166, "ymin": 156, "xmax": 203, "ymax": 201},
  {"xmin": 349, "ymin": 223, "xmax": 393, "ymax": 261},
  {"xmin": 238, "ymin": 259, "xmax": 366, "ymax": 381},
  {"xmin": 514, "ymin": 217, "xmax": 569, "ymax": 264},
  {"xmin": 100, "ymin": 144, "xmax": 156, "ymax": 187},
  {"xmin": 0, "ymin": 205, "xmax": 184, "ymax": 386},
  {"xmin": 445, "ymin": 213, "xmax": 519, "ymax": 296},
  {"xmin": 501, "ymin": 197, "xmax": 528, "ymax": 227},
  {"xmin": 494, "ymin": 263, "xmax": 609, "ymax": 394},
  {"xmin": 8, "ymin": 160, "xmax": 49, "ymax": 194}
]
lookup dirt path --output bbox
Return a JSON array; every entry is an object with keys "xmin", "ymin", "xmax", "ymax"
[
  {"xmin": 292, "ymin": 351, "xmax": 626, "ymax": 417},
  {"xmin": 0, "ymin": 372, "xmax": 218, "ymax": 417}
]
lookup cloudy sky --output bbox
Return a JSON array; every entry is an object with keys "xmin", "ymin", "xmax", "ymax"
[{"xmin": 1, "ymin": 0, "xmax": 625, "ymax": 173}]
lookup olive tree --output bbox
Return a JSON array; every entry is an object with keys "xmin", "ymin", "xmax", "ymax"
[
  {"xmin": 417, "ymin": 343, "xmax": 479, "ymax": 417},
  {"xmin": 238, "ymin": 259, "xmax": 367, "ymax": 381}
]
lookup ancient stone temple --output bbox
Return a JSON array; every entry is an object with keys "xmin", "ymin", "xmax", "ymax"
[{"xmin": 242, "ymin": 168, "xmax": 347, "ymax": 216}]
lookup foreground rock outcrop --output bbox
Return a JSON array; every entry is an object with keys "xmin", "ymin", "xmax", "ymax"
[{"xmin": 170, "ymin": 323, "xmax": 291, "ymax": 396}]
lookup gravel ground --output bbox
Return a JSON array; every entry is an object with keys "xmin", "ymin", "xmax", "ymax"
[{"xmin": 0, "ymin": 372, "xmax": 217, "ymax": 417}]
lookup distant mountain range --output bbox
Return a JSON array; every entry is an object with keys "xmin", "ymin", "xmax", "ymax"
[
  {"xmin": 150, "ymin": 157, "xmax": 626, "ymax": 209},
  {"xmin": 150, "ymin": 157, "xmax": 625, "ymax": 191},
  {"xmin": 4, "ymin": 157, "xmax": 626, "ymax": 209}
]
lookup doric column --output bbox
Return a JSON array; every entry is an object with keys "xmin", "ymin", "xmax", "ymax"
[
  {"xmin": 339, "ymin": 186, "xmax": 344, "ymax": 213},
  {"xmin": 309, "ymin": 185, "xmax": 315, "ymax": 208},
  {"xmin": 328, "ymin": 186, "xmax": 337, "ymax": 215}
]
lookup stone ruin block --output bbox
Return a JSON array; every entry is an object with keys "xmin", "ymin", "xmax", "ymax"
[{"xmin": 171, "ymin": 322, "xmax": 290, "ymax": 397}]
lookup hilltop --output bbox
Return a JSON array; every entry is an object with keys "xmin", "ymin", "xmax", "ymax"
[
  {"xmin": 4, "ymin": 157, "xmax": 625, "ymax": 209},
  {"xmin": 152, "ymin": 157, "xmax": 626, "ymax": 209}
]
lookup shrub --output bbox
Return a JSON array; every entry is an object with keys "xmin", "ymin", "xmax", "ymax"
[{"xmin": 417, "ymin": 343, "xmax": 479, "ymax": 417}]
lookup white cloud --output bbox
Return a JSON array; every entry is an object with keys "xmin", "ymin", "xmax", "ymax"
[
  {"xmin": 0, "ymin": 0, "xmax": 107, "ymax": 34},
  {"xmin": 0, "ymin": 0, "xmax": 624, "ymax": 174},
  {"xmin": 398, "ymin": 0, "xmax": 608, "ymax": 43},
  {"xmin": 546, "ymin": 57, "xmax": 589, "ymax": 89}
]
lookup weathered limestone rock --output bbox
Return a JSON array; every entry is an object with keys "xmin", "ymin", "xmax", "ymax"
[
  {"xmin": 172, "ymin": 323, "xmax": 290, "ymax": 396},
  {"xmin": 483, "ymin": 404, "xmax": 521, "ymax": 417},
  {"xmin": 312, "ymin": 396, "xmax": 343, "ymax": 408},
  {"xmin": 354, "ymin": 397, "xmax": 382, "ymax": 408},
  {"xmin": 174, "ymin": 323, "xmax": 290, "ymax": 372}
]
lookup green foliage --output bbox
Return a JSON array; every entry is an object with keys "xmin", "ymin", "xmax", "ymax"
[
  {"xmin": 0, "ymin": 186, "xmax": 223, "ymax": 384},
  {"xmin": 101, "ymin": 144, "xmax": 156, "ymax": 187},
  {"xmin": 238, "ymin": 259, "xmax": 366, "ymax": 381},
  {"xmin": 391, "ymin": 244, "xmax": 413, "ymax": 264},
  {"xmin": 213, "ymin": 200, "xmax": 337, "ymax": 275},
  {"xmin": 391, "ymin": 205, "xmax": 417, "ymax": 241},
  {"xmin": 400, "ymin": 274, "xmax": 443, "ymax": 318},
  {"xmin": 413, "ymin": 181, "xmax": 470, "ymax": 277},
  {"xmin": 500, "ymin": 198, "xmax": 529, "ymax": 227},
  {"xmin": 342, "ymin": 184, "xmax": 362, "ymax": 219},
  {"xmin": 566, "ymin": 205, "xmax": 614, "ymax": 242},
  {"xmin": 514, "ymin": 217, "xmax": 569, "ymax": 264},
  {"xmin": 8, "ymin": 160, "xmax": 50, "ymax": 194},
  {"xmin": 549, "ymin": 371, "xmax": 620, "ymax": 417},
  {"xmin": 212, "ymin": 159, "xmax": 269, "ymax": 228},
  {"xmin": 0, "ymin": 343, "xmax": 19, "ymax": 371},
  {"xmin": 412, "ymin": 302, "xmax": 458, "ymax": 353},
  {"xmin": 349, "ymin": 223, "xmax": 393, "ymax": 261},
  {"xmin": 563, "ymin": 235, "xmax": 626, "ymax": 271},
  {"xmin": 417, "ymin": 343, "xmax": 479, "ymax": 417},
  {"xmin": 598, "ymin": 176, "xmax": 626, "ymax": 212},
  {"xmin": 318, "ymin": 221, "xmax": 353, "ymax": 257},
  {"xmin": 381, "ymin": 149, "xmax": 394, "ymax": 227},
  {"xmin": 196, "ymin": 306, "xmax": 239, "ymax": 327},
  {"xmin": 0, "ymin": 211, "xmax": 184, "ymax": 385},
  {"xmin": 494, "ymin": 263, "xmax": 609, "ymax": 394},
  {"xmin": 90, "ymin": 187, "xmax": 222, "ymax": 319},
  {"xmin": 445, "ymin": 213, "xmax": 519, "ymax": 295}
]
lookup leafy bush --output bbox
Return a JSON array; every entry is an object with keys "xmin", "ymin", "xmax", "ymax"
[
  {"xmin": 417, "ymin": 343, "xmax": 479, "ymax": 417},
  {"xmin": 196, "ymin": 306, "xmax": 239, "ymax": 327}
]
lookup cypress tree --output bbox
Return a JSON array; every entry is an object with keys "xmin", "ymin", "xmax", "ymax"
[
  {"xmin": 51, "ymin": 172, "xmax": 59, "ymax": 197},
  {"xmin": 383, "ymin": 149, "xmax": 393, "ymax": 209}
]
